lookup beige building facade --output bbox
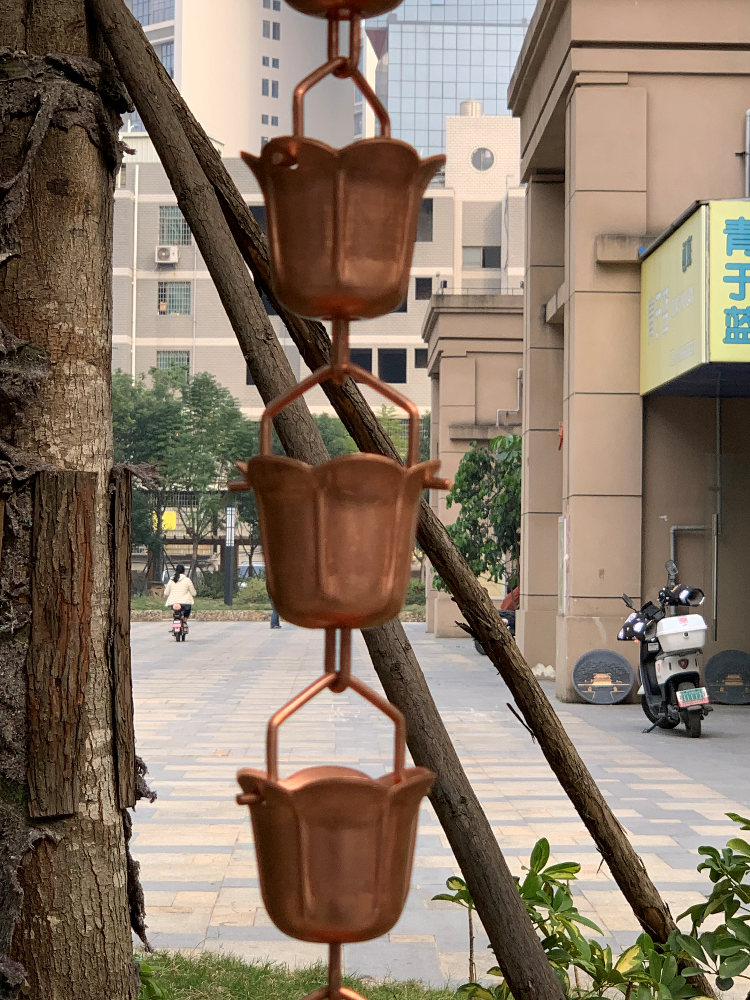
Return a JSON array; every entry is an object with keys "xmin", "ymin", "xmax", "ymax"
[{"xmin": 508, "ymin": 0, "xmax": 750, "ymax": 699}]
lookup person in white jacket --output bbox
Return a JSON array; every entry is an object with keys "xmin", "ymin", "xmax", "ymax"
[{"xmin": 163, "ymin": 565, "xmax": 196, "ymax": 619}]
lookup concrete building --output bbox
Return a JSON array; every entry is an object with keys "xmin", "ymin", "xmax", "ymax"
[
  {"xmin": 508, "ymin": 0, "xmax": 750, "ymax": 699},
  {"xmin": 123, "ymin": 0, "xmax": 354, "ymax": 156},
  {"xmin": 364, "ymin": 0, "xmax": 537, "ymax": 154},
  {"xmin": 113, "ymin": 106, "xmax": 522, "ymax": 420}
]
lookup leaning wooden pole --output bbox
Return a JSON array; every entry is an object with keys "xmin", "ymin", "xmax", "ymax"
[{"xmin": 90, "ymin": 4, "xmax": 564, "ymax": 998}]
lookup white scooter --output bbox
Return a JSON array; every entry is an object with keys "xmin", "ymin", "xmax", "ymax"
[{"xmin": 618, "ymin": 560, "xmax": 711, "ymax": 738}]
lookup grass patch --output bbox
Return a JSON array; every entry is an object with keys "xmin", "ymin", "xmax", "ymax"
[
  {"xmin": 131, "ymin": 595, "xmax": 272, "ymax": 611},
  {"xmin": 138, "ymin": 953, "xmax": 455, "ymax": 1000}
]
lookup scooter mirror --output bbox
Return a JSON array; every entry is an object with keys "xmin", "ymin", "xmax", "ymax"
[
  {"xmin": 621, "ymin": 593, "xmax": 635, "ymax": 610},
  {"xmin": 665, "ymin": 559, "xmax": 678, "ymax": 586}
]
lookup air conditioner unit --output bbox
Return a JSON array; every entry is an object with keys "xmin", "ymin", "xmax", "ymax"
[{"xmin": 155, "ymin": 245, "xmax": 179, "ymax": 264}]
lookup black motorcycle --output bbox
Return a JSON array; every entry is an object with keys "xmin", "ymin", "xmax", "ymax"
[{"xmin": 170, "ymin": 603, "xmax": 189, "ymax": 642}]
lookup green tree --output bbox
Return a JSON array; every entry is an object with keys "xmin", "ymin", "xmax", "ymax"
[
  {"xmin": 437, "ymin": 434, "xmax": 522, "ymax": 589},
  {"xmin": 312, "ymin": 413, "xmax": 356, "ymax": 458}
]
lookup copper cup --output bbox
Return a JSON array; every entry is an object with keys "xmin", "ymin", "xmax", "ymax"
[
  {"xmin": 234, "ymin": 453, "xmax": 439, "ymax": 630},
  {"xmin": 237, "ymin": 763, "xmax": 433, "ymax": 943},
  {"xmin": 241, "ymin": 137, "xmax": 444, "ymax": 320}
]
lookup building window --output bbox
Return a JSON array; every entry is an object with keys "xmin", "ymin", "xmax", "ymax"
[
  {"xmin": 246, "ymin": 365, "xmax": 255, "ymax": 386},
  {"xmin": 262, "ymin": 56, "xmax": 269, "ymax": 66},
  {"xmin": 271, "ymin": 80, "xmax": 279, "ymax": 98},
  {"xmin": 262, "ymin": 78, "xmax": 269, "ymax": 96},
  {"xmin": 483, "ymin": 246, "xmax": 502, "ymax": 268},
  {"xmin": 157, "ymin": 350, "xmax": 190, "ymax": 370},
  {"xmin": 379, "ymin": 348, "xmax": 407, "ymax": 384},
  {"xmin": 263, "ymin": 20, "xmax": 270, "ymax": 37},
  {"xmin": 354, "ymin": 110, "xmax": 363, "ymax": 135},
  {"xmin": 261, "ymin": 114, "xmax": 269, "ymax": 125},
  {"xmin": 272, "ymin": 21, "xmax": 281, "ymax": 39},
  {"xmin": 272, "ymin": 57, "xmax": 279, "ymax": 68},
  {"xmin": 416, "ymin": 199, "xmax": 433, "ymax": 242},
  {"xmin": 350, "ymin": 348, "xmax": 372, "ymax": 371},
  {"xmin": 263, "ymin": 0, "xmax": 270, "ymax": 6},
  {"xmin": 117, "ymin": 164, "xmax": 127, "ymax": 189},
  {"xmin": 462, "ymin": 246, "xmax": 502, "ymax": 269},
  {"xmin": 415, "ymin": 277, "xmax": 432, "ymax": 300},
  {"xmin": 471, "ymin": 147, "xmax": 495, "ymax": 172},
  {"xmin": 155, "ymin": 40, "xmax": 174, "ymax": 77},
  {"xmin": 261, "ymin": 137, "xmax": 269, "ymax": 148},
  {"xmin": 273, "ymin": 0, "xmax": 281, "ymax": 8},
  {"xmin": 249, "ymin": 205, "xmax": 267, "ymax": 233},
  {"xmin": 415, "ymin": 348, "xmax": 428, "ymax": 369},
  {"xmin": 157, "ymin": 281, "xmax": 191, "ymax": 315},
  {"xmin": 394, "ymin": 298, "xmax": 407, "ymax": 313},
  {"xmin": 271, "ymin": 116, "xmax": 278, "ymax": 126},
  {"xmin": 159, "ymin": 206, "xmax": 191, "ymax": 245},
  {"xmin": 129, "ymin": 0, "xmax": 174, "ymax": 26}
]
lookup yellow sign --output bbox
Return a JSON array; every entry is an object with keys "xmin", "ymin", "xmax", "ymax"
[
  {"xmin": 709, "ymin": 200, "xmax": 750, "ymax": 362},
  {"xmin": 151, "ymin": 510, "xmax": 177, "ymax": 531},
  {"xmin": 640, "ymin": 206, "xmax": 707, "ymax": 395}
]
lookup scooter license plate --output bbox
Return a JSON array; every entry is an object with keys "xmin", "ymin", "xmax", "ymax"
[{"xmin": 676, "ymin": 686, "xmax": 709, "ymax": 708}]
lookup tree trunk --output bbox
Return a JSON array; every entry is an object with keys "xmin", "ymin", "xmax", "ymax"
[{"xmin": 0, "ymin": 4, "xmax": 136, "ymax": 997}]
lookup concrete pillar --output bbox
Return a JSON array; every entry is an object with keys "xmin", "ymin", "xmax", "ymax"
[
  {"xmin": 556, "ymin": 81, "xmax": 646, "ymax": 699},
  {"xmin": 516, "ymin": 179, "xmax": 564, "ymax": 670}
]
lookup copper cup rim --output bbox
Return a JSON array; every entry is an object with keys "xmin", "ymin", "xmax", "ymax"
[
  {"xmin": 237, "ymin": 763, "xmax": 434, "ymax": 804},
  {"xmin": 237, "ymin": 452, "xmax": 441, "ymax": 478},
  {"xmin": 241, "ymin": 134, "xmax": 446, "ymax": 169}
]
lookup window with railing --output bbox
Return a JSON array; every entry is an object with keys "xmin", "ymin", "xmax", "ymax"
[
  {"xmin": 157, "ymin": 350, "xmax": 190, "ymax": 369},
  {"xmin": 128, "ymin": 0, "xmax": 174, "ymax": 26},
  {"xmin": 155, "ymin": 40, "xmax": 174, "ymax": 77},
  {"xmin": 157, "ymin": 282, "xmax": 191, "ymax": 315},
  {"xmin": 159, "ymin": 206, "xmax": 191, "ymax": 246}
]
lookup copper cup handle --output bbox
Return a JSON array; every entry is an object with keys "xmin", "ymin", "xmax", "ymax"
[
  {"xmin": 293, "ymin": 15, "xmax": 390, "ymax": 139},
  {"xmin": 266, "ymin": 628, "xmax": 406, "ymax": 782}
]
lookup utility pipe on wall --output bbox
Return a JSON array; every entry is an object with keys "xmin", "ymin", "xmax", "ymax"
[
  {"xmin": 130, "ymin": 162, "xmax": 140, "ymax": 381},
  {"xmin": 496, "ymin": 369, "xmax": 523, "ymax": 426}
]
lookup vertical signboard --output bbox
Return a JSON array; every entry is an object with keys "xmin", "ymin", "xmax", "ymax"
[
  {"xmin": 709, "ymin": 201, "xmax": 750, "ymax": 362},
  {"xmin": 640, "ymin": 206, "xmax": 707, "ymax": 395}
]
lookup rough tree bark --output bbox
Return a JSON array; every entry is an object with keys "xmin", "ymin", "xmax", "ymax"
[
  {"xmin": 88, "ymin": 4, "xmax": 566, "ymax": 999},
  {"xmin": 0, "ymin": 4, "xmax": 137, "ymax": 998}
]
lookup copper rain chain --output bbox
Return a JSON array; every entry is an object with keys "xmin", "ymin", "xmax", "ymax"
[{"xmin": 231, "ymin": 3, "xmax": 449, "ymax": 996}]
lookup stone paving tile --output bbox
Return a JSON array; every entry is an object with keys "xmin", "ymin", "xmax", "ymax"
[{"xmin": 131, "ymin": 622, "xmax": 750, "ymax": 984}]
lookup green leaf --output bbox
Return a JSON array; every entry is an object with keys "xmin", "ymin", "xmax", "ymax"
[
  {"xmin": 718, "ymin": 954, "xmax": 750, "ymax": 978},
  {"xmin": 712, "ymin": 938, "xmax": 743, "ymax": 957},
  {"xmin": 679, "ymin": 968, "xmax": 704, "ymax": 978},
  {"xmin": 616, "ymin": 945, "xmax": 643, "ymax": 974},
  {"xmin": 543, "ymin": 862, "xmax": 582, "ymax": 881},
  {"xmin": 675, "ymin": 934, "xmax": 707, "ymax": 965},
  {"xmin": 530, "ymin": 838, "xmax": 551, "ymax": 874},
  {"xmin": 658, "ymin": 984, "xmax": 673, "ymax": 1000},
  {"xmin": 662, "ymin": 954, "xmax": 678, "ymax": 985},
  {"xmin": 727, "ymin": 919, "xmax": 750, "ymax": 945},
  {"xmin": 447, "ymin": 877, "xmax": 467, "ymax": 891},
  {"xmin": 432, "ymin": 893, "xmax": 460, "ymax": 903},
  {"xmin": 569, "ymin": 912, "xmax": 604, "ymax": 934},
  {"xmin": 715, "ymin": 977, "xmax": 734, "ymax": 992},
  {"xmin": 636, "ymin": 983, "xmax": 652, "ymax": 1000},
  {"xmin": 727, "ymin": 813, "xmax": 750, "ymax": 831},
  {"xmin": 727, "ymin": 839, "xmax": 750, "ymax": 859},
  {"xmin": 485, "ymin": 968, "xmax": 504, "ymax": 979}
]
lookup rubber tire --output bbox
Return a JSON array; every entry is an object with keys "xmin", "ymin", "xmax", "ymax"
[
  {"xmin": 641, "ymin": 696, "xmax": 680, "ymax": 729},
  {"xmin": 174, "ymin": 633, "xmax": 181, "ymax": 642},
  {"xmin": 181, "ymin": 631, "xmax": 187, "ymax": 641},
  {"xmin": 474, "ymin": 639, "xmax": 487, "ymax": 656},
  {"xmin": 686, "ymin": 711, "xmax": 702, "ymax": 738}
]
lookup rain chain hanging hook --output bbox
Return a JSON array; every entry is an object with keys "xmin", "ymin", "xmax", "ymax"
[{"xmin": 231, "ymin": 5, "xmax": 449, "ymax": 997}]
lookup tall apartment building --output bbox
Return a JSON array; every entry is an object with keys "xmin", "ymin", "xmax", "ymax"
[
  {"xmin": 112, "ymin": 106, "xmax": 523, "ymax": 418},
  {"xmin": 122, "ymin": 0, "xmax": 354, "ymax": 155},
  {"xmin": 363, "ymin": 0, "xmax": 537, "ymax": 154}
]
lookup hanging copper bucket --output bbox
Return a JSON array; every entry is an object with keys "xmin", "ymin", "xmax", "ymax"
[
  {"xmin": 237, "ymin": 646, "xmax": 434, "ymax": 943},
  {"xmin": 240, "ymin": 15, "xmax": 445, "ymax": 321},
  {"xmin": 242, "ymin": 138, "xmax": 443, "ymax": 320}
]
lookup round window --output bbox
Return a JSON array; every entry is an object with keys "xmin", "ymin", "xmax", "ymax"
[{"xmin": 471, "ymin": 147, "xmax": 495, "ymax": 172}]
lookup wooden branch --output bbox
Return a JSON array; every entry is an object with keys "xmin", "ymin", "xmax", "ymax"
[
  {"xmin": 27, "ymin": 472, "xmax": 95, "ymax": 818},
  {"xmin": 110, "ymin": 466, "xmax": 136, "ymax": 809},
  {"xmin": 90, "ymin": 5, "xmax": 566, "ymax": 998}
]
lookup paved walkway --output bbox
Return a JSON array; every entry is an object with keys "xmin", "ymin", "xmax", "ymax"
[{"xmin": 131, "ymin": 622, "xmax": 750, "ymax": 984}]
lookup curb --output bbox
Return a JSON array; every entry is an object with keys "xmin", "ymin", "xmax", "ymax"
[{"xmin": 131, "ymin": 610, "xmax": 427, "ymax": 623}]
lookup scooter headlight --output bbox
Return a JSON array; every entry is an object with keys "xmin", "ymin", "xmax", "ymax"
[{"xmin": 677, "ymin": 586, "xmax": 704, "ymax": 607}]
